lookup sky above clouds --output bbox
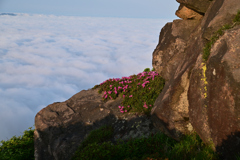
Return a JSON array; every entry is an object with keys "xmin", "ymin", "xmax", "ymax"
[
  {"xmin": 0, "ymin": 1, "xmax": 180, "ymax": 141},
  {"xmin": 0, "ymin": 0, "xmax": 179, "ymax": 18}
]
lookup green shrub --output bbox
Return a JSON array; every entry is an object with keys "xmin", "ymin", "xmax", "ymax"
[
  {"xmin": 143, "ymin": 68, "xmax": 151, "ymax": 72},
  {"xmin": 0, "ymin": 127, "xmax": 34, "ymax": 160}
]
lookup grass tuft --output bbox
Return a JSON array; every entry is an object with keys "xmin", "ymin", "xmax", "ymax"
[{"xmin": 202, "ymin": 10, "xmax": 240, "ymax": 62}]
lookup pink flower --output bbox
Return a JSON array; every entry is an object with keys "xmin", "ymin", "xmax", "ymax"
[
  {"xmin": 108, "ymin": 91, "xmax": 112, "ymax": 94},
  {"xmin": 110, "ymin": 85, "xmax": 113, "ymax": 88},
  {"xmin": 123, "ymin": 95, "xmax": 125, "ymax": 98},
  {"xmin": 128, "ymin": 105, "xmax": 130, "ymax": 108},
  {"xmin": 109, "ymin": 96, "xmax": 113, "ymax": 99},
  {"xmin": 149, "ymin": 88, "xmax": 151, "ymax": 89},
  {"xmin": 120, "ymin": 110, "xmax": 124, "ymax": 113},
  {"xmin": 105, "ymin": 94, "xmax": 108, "ymax": 99},
  {"xmin": 129, "ymin": 95, "xmax": 133, "ymax": 98},
  {"xmin": 125, "ymin": 110, "xmax": 127, "ymax": 112},
  {"xmin": 143, "ymin": 102, "xmax": 148, "ymax": 108}
]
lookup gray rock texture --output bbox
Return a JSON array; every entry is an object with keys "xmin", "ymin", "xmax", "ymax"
[{"xmin": 34, "ymin": 89, "xmax": 159, "ymax": 160}]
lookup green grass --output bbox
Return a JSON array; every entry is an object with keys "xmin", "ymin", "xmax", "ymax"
[
  {"xmin": 202, "ymin": 10, "xmax": 240, "ymax": 62},
  {"xmin": 0, "ymin": 127, "xmax": 34, "ymax": 160},
  {"xmin": 71, "ymin": 124, "xmax": 218, "ymax": 160}
]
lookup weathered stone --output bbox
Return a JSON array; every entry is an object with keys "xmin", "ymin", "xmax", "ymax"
[
  {"xmin": 176, "ymin": 0, "xmax": 212, "ymax": 13},
  {"xmin": 152, "ymin": 1, "xmax": 240, "ymax": 158},
  {"xmin": 176, "ymin": 4, "xmax": 203, "ymax": 20},
  {"xmin": 188, "ymin": 25, "xmax": 240, "ymax": 159},
  {"xmin": 34, "ymin": 89, "xmax": 159, "ymax": 160},
  {"xmin": 152, "ymin": 19, "xmax": 200, "ymax": 81},
  {"xmin": 151, "ymin": 21, "xmax": 204, "ymax": 140},
  {"xmin": 201, "ymin": 0, "xmax": 240, "ymax": 40}
]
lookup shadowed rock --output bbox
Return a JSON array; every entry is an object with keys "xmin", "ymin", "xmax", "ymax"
[{"xmin": 34, "ymin": 89, "xmax": 159, "ymax": 160}]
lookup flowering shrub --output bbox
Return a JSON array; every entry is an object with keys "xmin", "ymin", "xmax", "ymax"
[{"xmin": 93, "ymin": 68, "xmax": 165, "ymax": 115}]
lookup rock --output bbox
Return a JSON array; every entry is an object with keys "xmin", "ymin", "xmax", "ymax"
[
  {"xmin": 176, "ymin": 4, "xmax": 203, "ymax": 20},
  {"xmin": 188, "ymin": 25, "xmax": 240, "ymax": 159},
  {"xmin": 152, "ymin": 19, "xmax": 200, "ymax": 81},
  {"xmin": 176, "ymin": 0, "xmax": 212, "ymax": 14},
  {"xmin": 151, "ymin": 18, "xmax": 204, "ymax": 140},
  {"xmin": 201, "ymin": 0, "xmax": 240, "ymax": 40},
  {"xmin": 152, "ymin": 0, "xmax": 240, "ymax": 159},
  {"xmin": 34, "ymin": 89, "xmax": 159, "ymax": 160}
]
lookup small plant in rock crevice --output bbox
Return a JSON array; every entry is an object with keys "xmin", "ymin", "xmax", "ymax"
[
  {"xmin": 203, "ymin": 10, "xmax": 240, "ymax": 62},
  {"xmin": 93, "ymin": 68, "xmax": 165, "ymax": 115}
]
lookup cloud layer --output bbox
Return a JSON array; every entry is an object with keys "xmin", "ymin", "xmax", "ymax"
[{"xmin": 0, "ymin": 13, "xmax": 170, "ymax": 141}]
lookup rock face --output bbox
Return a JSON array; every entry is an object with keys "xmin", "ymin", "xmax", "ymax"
[
  {"xmin": 189, "ymin": 25, "xmax": 240, "ymax": 159},
  {"xmin": 152, "ymin": 0, "xmax": 240, "ymax": 159},
  {"xmin": 34, "ymin": 89, "xmax": 159, "ymax": 160}
]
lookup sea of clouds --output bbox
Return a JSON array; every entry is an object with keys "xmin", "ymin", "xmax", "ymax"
[{"xmin": 0, "ymin": 13, "xmax": 170, "ymax": 141}]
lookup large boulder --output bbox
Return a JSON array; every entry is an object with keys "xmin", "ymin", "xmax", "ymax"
[
  {"xmin": 152, "ymin": 0, "xmax": 240, "ymax": 159},
  {"xmin": 34, "ymin": 89, "xmax": 159, "ymax": 160},
  {"xmin": 189, "ymin": 25, "xmax": 240, "ymax": 159}
]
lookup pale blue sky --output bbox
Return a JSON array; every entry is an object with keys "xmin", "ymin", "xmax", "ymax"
[{"xmin": 0, "ymin": 0, "xmax": 179, "ymax": 18}]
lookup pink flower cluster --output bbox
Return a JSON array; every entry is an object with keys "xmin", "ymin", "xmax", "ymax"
[
  {"xmin": 143, "ymin": 102, "xmax": 152, "ymax": 109},
  {"xmin": 100, "ymin": 71, "xmax": 158, "ymax": 113},
  {"xmin": 137, "ymin": 71, "xmax": 158, "ymax": 88},
  {"xmin": 118, "ymin": 105, "xmax": 130, "ymax": 113}
]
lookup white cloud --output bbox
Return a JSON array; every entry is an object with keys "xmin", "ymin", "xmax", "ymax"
[{"xmin": 0, "ymin": 13, "xmax": 170, "ymax": 141}]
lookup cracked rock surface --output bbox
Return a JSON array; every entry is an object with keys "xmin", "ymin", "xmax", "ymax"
[{"xmin": 35, "ymin": 88, "xmax": 159, "ymax": 160}]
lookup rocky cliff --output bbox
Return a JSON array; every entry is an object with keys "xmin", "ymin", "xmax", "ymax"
[
  {"xmin": 152, "ymin": 0, "xmax": 240, "ymax": 159},
  {"xmin": 34, "ymin": 0, "xmax": 240, "ymax": 159}
]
